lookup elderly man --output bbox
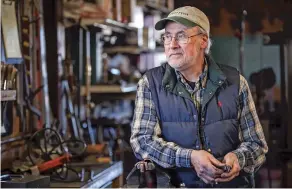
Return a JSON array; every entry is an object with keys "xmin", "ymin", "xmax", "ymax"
[{"xmin": 130, "ymin": 6, "xmax": 268, "ymax": 188}]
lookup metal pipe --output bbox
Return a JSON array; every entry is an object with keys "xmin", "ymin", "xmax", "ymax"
[
  {"xmin": 39, "ymin": 0, "xmax": 51, "ymax": 126},
  {"xmin": 1, "ymin": 134, "xmax": 31, "ymax": 145},
  {"xmin": 239, "ymin": 10, "xmax": 247, "ymax": 75}
]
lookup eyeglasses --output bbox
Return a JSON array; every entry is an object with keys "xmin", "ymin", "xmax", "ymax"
[{"xmin": 161, "ymin": 32, "xmax": 203, "ymax": 45}]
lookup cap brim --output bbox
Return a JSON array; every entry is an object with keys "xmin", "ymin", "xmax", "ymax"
[{"xmin": 154, "ymin": 16, "xmax": 198, "ymax": 30}]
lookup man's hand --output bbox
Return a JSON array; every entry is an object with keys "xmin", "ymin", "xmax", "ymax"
[
  {"xmin": 191, "ymin": 150, "xmax": 225, "ymax": 184},
  {"xmin": 215, "ymin": 152, "xmax": 241, "ymax": 183}
]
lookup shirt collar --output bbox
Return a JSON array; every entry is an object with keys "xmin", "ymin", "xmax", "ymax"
[{"xmin": 175, "ymin": 60, "xmax": 208, "ymax": 90}]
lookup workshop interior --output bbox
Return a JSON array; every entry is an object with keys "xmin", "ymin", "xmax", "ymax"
[{"xmin": 1, "ymin": 0, "xmax": 292, "ymax": 188}]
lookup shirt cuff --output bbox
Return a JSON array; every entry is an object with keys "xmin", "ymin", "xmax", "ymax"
[
  {"xmin": 175, "ymin": 148, "xmax": 192, "ymax": 168},
  {"xmin": 232, "ymin": 150, "xmax": 246, "ymax": 169}
]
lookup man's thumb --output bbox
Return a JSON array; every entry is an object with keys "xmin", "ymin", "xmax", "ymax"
[
  {"xmin": 209, "ymin": 155, "xmax": 225, "ymax": 167},
  {"xmin": 224, "ymin": 154, "xmax": 234, "ymax": 167}
]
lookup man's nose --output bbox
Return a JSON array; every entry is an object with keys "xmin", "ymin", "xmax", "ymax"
[{"xmin": 169, "ymin": 37, "xmax": 179, "ymax": 48}]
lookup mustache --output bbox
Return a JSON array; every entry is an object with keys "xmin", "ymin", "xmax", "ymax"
[{"xmin": 169, "ymin": 52, "xmax": 183, "ymax": 56}]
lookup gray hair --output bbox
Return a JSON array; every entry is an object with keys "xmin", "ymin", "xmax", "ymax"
[{"xmin": 197, "ymin": 27, "xmax": 212, "ymax": 55}]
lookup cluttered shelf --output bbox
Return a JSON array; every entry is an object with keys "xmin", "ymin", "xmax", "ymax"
[
  {"xmin": 103, "ymin": 46, "xmax": 164, "ymax": 54},
  {"xmin": 1, "ymin": 0, "xmax": 173, "ymax": 188},
  {"xmin": 81, "ymin": 84, "xmax": 137, "ymax": 101},
  {"xmin": 97, "ymin": 18, "xmax": 137, "ymax": 31},
  {"xmin": 81, "ymin": 18, "xmax": 138, "ymax": 33},
  {"xmin": 138, "ymin": 1, "xmax": 172, "ymax": 14},
  {"xmin": 73, "ymin": 0, "xmax": 173, "ymax": 32},
  {"xmin": 81, "ymin": 84, "xmax": 137, "ymax": 94},
  {"xmin": 81, "ymin": 84, "xmax": 137, "ymax": 102}
]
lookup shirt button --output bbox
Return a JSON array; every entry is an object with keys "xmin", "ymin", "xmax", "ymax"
[
  {"xmin": 219, "ymin": 80, "xmax": 222, "ymax": 84},
  {"xmin": 208, "ymin": 148, "xmax": 212, "ymax": 152},
  {"xmin": 201, "ymin": 118, "xmax": 205, "ymax": 122}
]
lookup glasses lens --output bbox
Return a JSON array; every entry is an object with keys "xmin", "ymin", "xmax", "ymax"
[
  {"xmin": 177, "ymin": 33, "xmax": 188, "ymax": 44},
  {"xmin": 162, "ymin": 35, "xmax": 171, "ymax": 44}
]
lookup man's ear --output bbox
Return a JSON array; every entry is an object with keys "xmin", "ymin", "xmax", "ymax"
[{"xmin": 201, "ymin": 35, "xmax": 208, "ymax": 49}]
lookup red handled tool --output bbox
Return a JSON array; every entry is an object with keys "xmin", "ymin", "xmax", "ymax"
[{"xmin": 30, "ymin": 154, "xmax": 71, "ymax": 175}]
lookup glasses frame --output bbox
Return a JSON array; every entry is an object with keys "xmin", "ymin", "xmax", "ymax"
[{"xmin": 161, "ymin": 32, "xmax": 203, "ymax": 45}]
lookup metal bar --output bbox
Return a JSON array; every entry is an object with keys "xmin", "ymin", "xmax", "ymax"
[
  {"xmin": 280, "ymin": 42, "xmax": 288, "ymax": 149},
  {"xmin": 1, "ymin": 134, "xmax": 31, "ymax": 145},
  {"xmin": 286, "ymin": 40, "xmax": 292, "ymax": 149},
  {"xmin": 82, "ymin": 161, "xmax": 123, "ymax": 188},
  {"xmin": 85, "ymin": 30, "xmax": 96, "ymax": 144},
  {"xmin": 29, "ymin": 0, "xmax": 37, "ymax": 130},
  {"xmin": 239, "ymin": 10, "xmax": 247, "ymax": 75},
  {"xmin": 279, "ymin": 38, "xmax": 290, "ymax": 188},
  {"xmin": 39, "ymin": 0, "xmax": 52, "ymax": 126},
  {"xmin": 78, "ymin": 27, "xmax": 84, "ymax": 118},
  {"xmin": 64, "ymin": 81, "xmax": 80, "ymax": 138}
]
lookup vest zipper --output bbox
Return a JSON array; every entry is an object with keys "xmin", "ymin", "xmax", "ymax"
[{"xmin": 198, "ymin": 109, "xmax": 206, "ymax": 150}]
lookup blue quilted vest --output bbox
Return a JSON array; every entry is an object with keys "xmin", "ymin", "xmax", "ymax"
[{"xmin": 145, "ymin": 56, "xmax": 254, "ymax": 188}]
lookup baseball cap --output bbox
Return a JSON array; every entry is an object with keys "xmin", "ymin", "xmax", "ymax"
[{"xmin": 155, "ymin": 6, "xmax": 210, "ymax": 36}]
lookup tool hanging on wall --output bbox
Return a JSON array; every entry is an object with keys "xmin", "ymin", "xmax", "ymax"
[
  {"xmin": 57, "ymin": 27, "xmax": 84, "ymax": 141},
  {"xmin": 38, "ymin": 0, "xmax": 52, "ymax": 127},
  {"xmin": 0, "ymin": 64, "xmax": 18, "ymax": 90},
  {"xmin": 83, "ymin": 30, "xmax": 96, "ymax": 145},
  {"xmin": 1, "ymin": 64, "xmax": 18, "ymax": 137},
  {"xmin": 20, "ymin": 0, "xmax": 43, "ymax": 132}
]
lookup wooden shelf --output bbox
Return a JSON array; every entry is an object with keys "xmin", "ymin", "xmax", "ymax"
[
  {"xmin": 101, "ymin": 19, "xmax": 137, "ymax": 31},
  {"xmin": 81, "ymin": 84, "xmax": 137, "ymax": 95},
  {"xmin": 104, "ymin": 46, "xmax": 147, "ymax": 54},
  {"xmin": 1, "ymin": 90, "xmax": 17, "ymax": 101},
  {"xmin": 138, "ymin": 1, "xmax": 171, "ymax": 14},
  {"xmin": 104, "ymin": 46, "xmax": 164, "ymax": 54},
  {"xmin": 81, "ymin": 18, "xmax": 137, "ymax": 33}
]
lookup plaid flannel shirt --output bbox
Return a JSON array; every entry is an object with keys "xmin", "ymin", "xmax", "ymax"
[{"xmin": 130, "ymin": 64, "xmax": 268, "ymax": 173}]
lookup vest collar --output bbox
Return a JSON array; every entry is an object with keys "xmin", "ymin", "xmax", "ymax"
[
  {"xmin": 162, "ymin": 63, "xmax": 191, "ymax": 99},
  {"xmin": 162, "ymin": 55, "xmax": 227, "ymax": 92},
  {"xmin": 206, "ymin": 55, "xmax": 226, "ymax": 85}
]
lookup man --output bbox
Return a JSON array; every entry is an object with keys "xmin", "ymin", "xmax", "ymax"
[{"xmin": 130, "ymin": 6, "xmax": 268, "ymax": 188}]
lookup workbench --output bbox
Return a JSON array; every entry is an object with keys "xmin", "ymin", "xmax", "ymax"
[{"xmin": 50, "ymin": 161, "xmax": 123, "ymax": 188}]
